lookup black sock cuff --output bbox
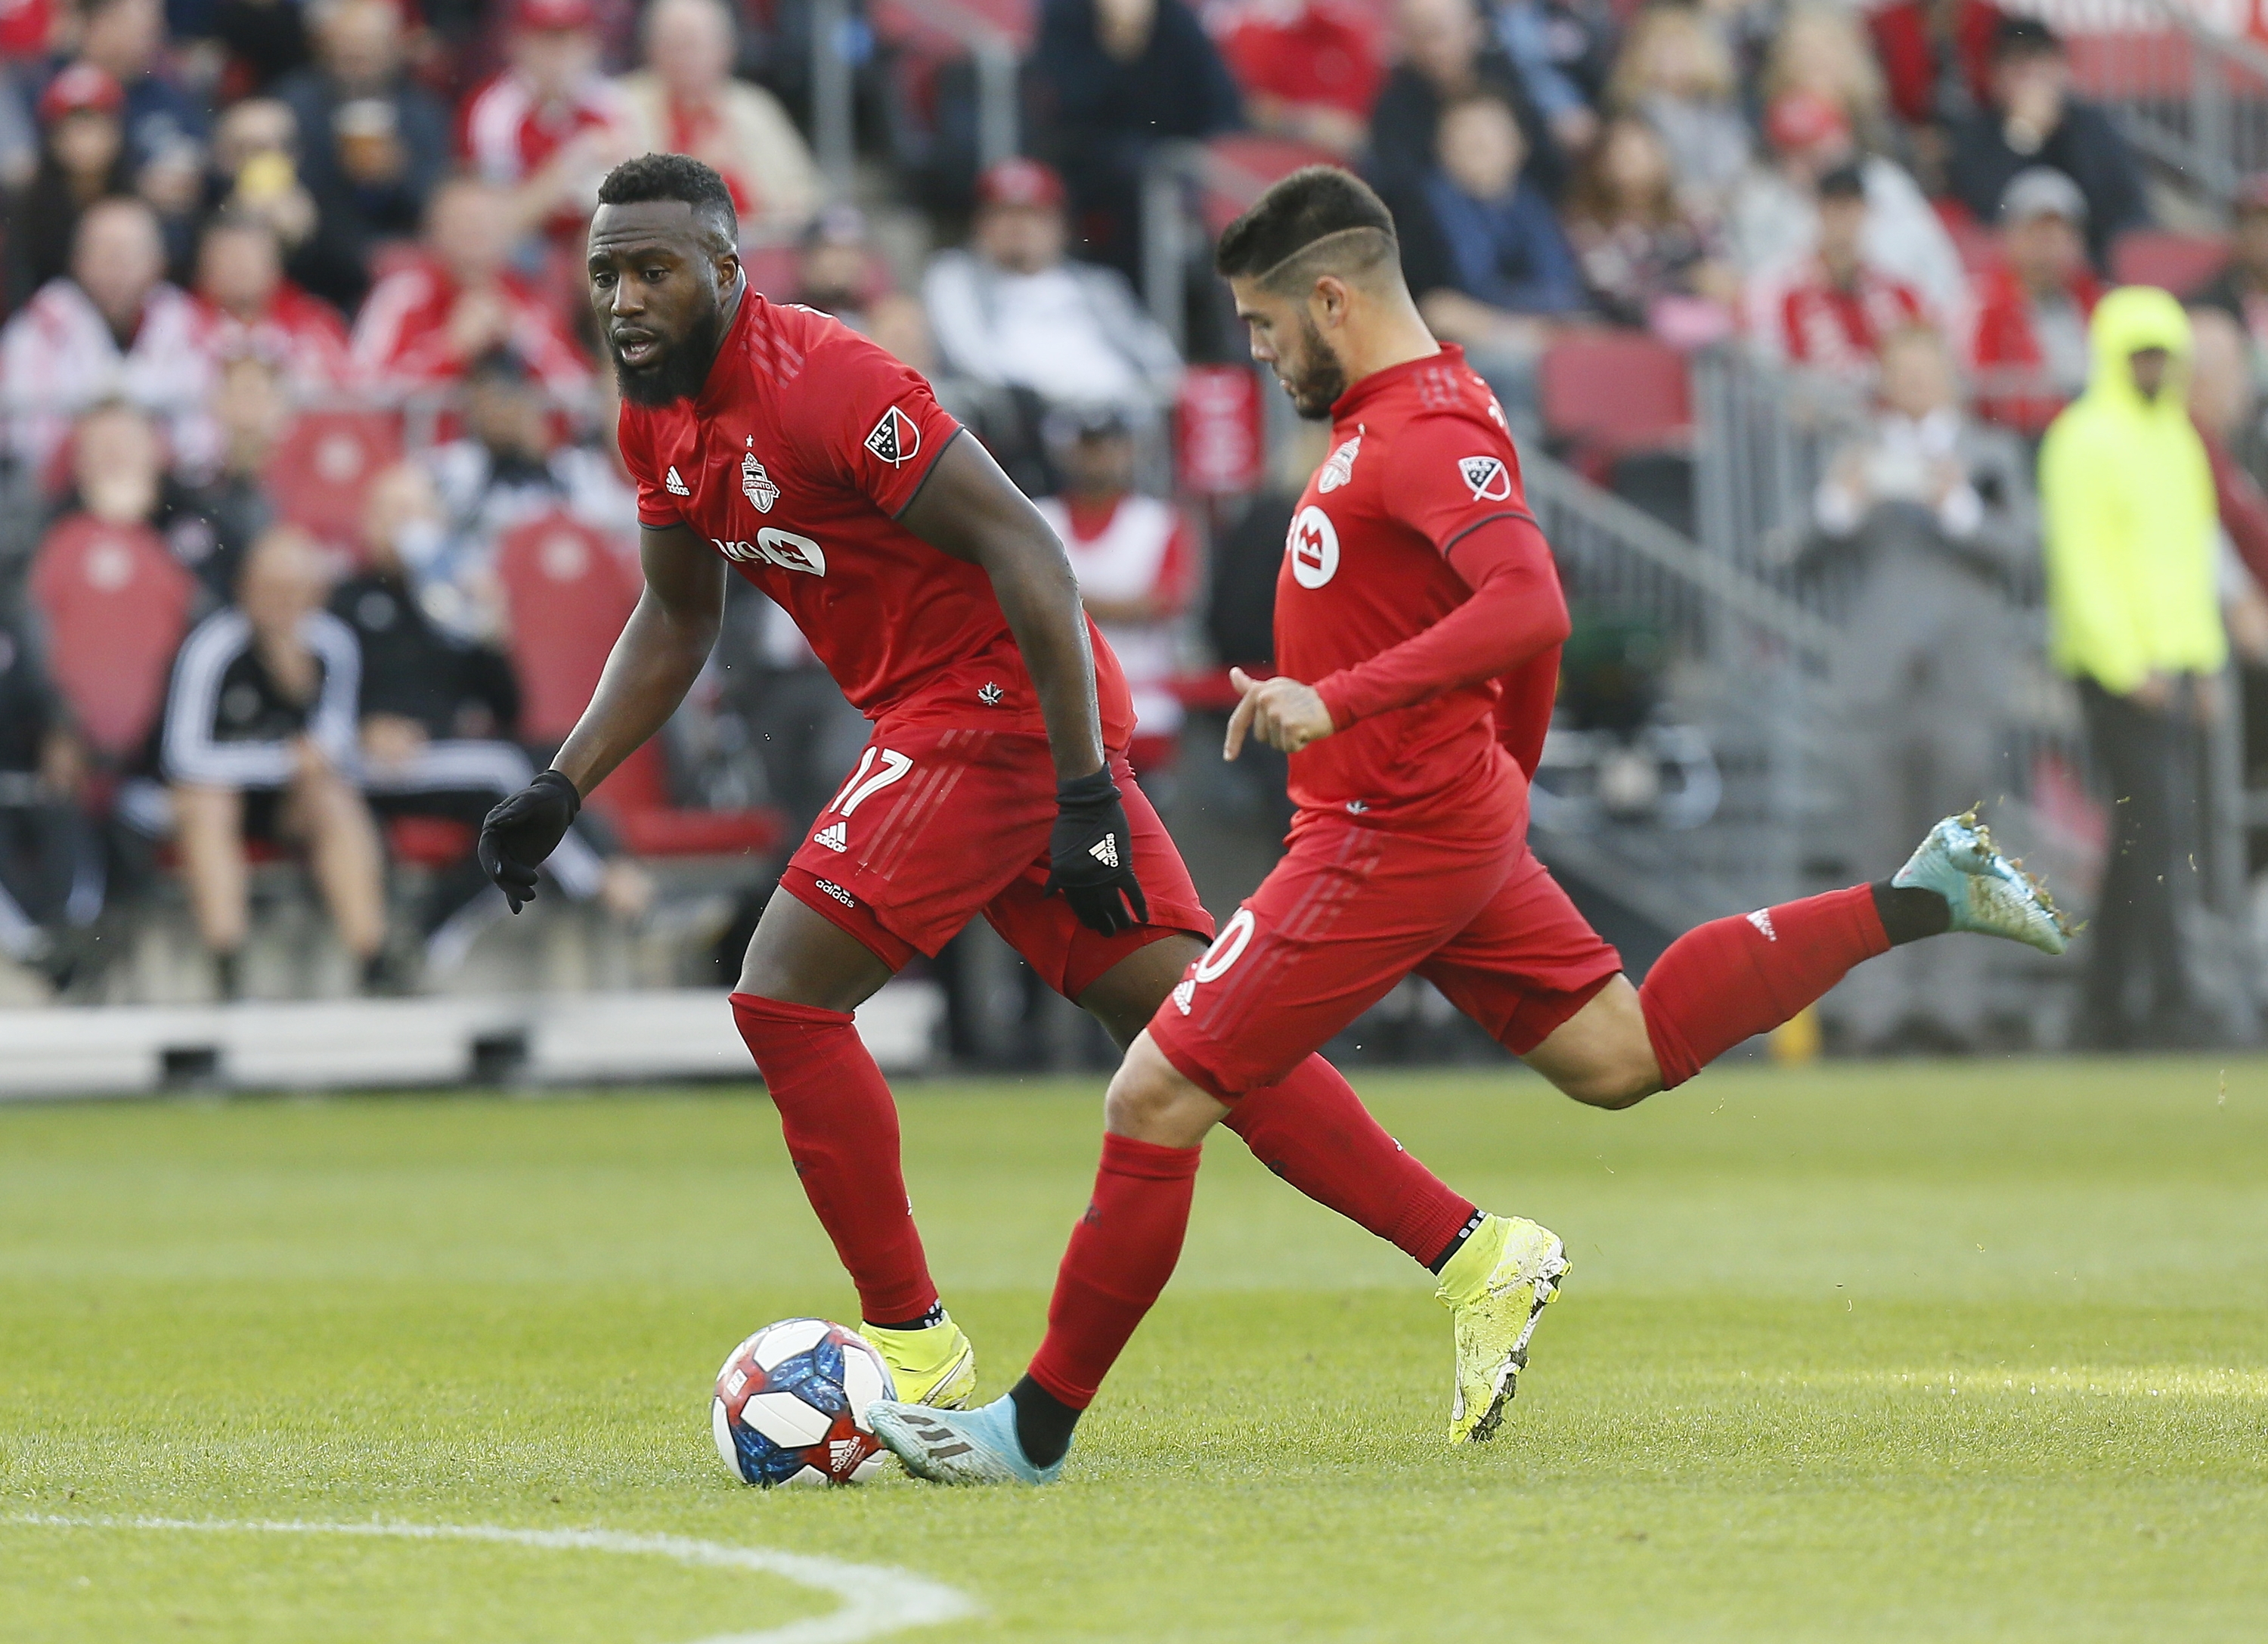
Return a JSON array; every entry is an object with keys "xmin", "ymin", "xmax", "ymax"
[
  {"xmin": 1009, "ymin": 1374, "xmax": 1082, "ymax": 1469},
  {"xmin": 865, "ymin": 1301, "xmax": 947, "ymax": 1332},
  {"xmin": 1872, "ymin": 881, "xmax": 1951, "ymax": 947},
  {"xmin": 1427, "ymin": 1208, "xmax": 1489, "ymax": 1274}
]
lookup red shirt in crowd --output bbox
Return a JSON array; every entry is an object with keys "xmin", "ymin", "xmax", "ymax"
[
  {"xmin": 1281, "ymin": 344, "xmax": 1568, "ymax": 837},
  {"xmin": 347, "ymin": 253, "xmax": 592, "ymax": 394},
  {"xmin": 1867, "ymin": 0, "xmax": 2006, "ymax": 129},
  {"xmin": 617, "ymin": 288, "xmax": 1135, "ymax": 743},
  {"xmin": 460, "ymin": 67, "xmax": 632, "ymax": 241},
  {"xmin": 1966, "ymin": 263, "xmax": 2102, "ymax": 436},
  {"xmin": 1215, "ymin": 0, "xmax": 1385, "ymax": 119},
  {"xmin": 1771, "ymin": 262, "xmax": 1926, "ymax": 376},
  {"xmin": 189, "ymin": 282, "xmax": 352, "ymax": 387}
]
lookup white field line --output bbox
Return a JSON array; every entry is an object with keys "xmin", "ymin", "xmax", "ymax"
[{"xmin": 3, "ymin": 1515, "xmax": 981, "ymax": 1644}]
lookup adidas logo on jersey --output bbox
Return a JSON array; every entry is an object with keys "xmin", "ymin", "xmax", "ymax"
[
  {"xmin": 813, "ymin": 820, "xmax": 847, "ymax": 853},
  {"xmin": 1089, "ymin": 834, "xmax": 1120, "ymax": 869},
  {"xmin": 665, "ymin": 466, "xmax": 691, "ymax": 497},
  {"xmin": 1746, "ymin": 908, "xmax": 1777, "ymax": 941}
]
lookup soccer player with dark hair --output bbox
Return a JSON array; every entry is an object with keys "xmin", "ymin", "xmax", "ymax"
[
  {"xmin": 479, "ymin": 154, "xmax": 1528, "ymax": 1415},
  {"xmin": 871, "ymin": 165, "xmax": 2068, "ymax": 1484}
]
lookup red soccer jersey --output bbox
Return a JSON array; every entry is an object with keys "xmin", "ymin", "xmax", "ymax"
[
  {"xmin": 1278, "ymin": 344, "xmax": 1563, "ymax": 838},
  {"xmin": 617, "ymin": 291, "xmax": 1136, "ymax": 743}
]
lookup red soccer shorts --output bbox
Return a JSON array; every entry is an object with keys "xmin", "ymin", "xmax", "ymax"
[
  {"xmin": 1148, "ymin": 811, "xmax": 1625, "ymax": 1098},
  {"xmin": 780, "ymin": 719, "xmax": 1212, "ymax": 1000}
]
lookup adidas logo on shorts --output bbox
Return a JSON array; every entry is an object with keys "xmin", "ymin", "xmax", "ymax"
[
  {"xmin": 814, "ymin": 879, "xmax": 856, "ymax": 907},
  {"xmin": 813, "ymin": 820, "xmax": 847, "ymax": 853},
  {"xmin": 1172, "ymin": 979, "xmax": 1195, "ymax": 1015},
  {"xmin": 1089, "ymin": 835, "xmax": 1120, "ymax": 869}
]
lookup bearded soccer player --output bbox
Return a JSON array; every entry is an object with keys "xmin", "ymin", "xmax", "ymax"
[
  {"xmin": 869, "ymin": 167, "xmax": 2068, "ymax": 1484},
  {"xmin": 476, "ymin": 154, "xmax": 1529, "ymax": 1411}
]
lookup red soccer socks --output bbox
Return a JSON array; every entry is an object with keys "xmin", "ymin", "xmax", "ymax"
[
  {"xmin": 1026, "ymin": 1131, "xmax": 1202, "ymax": 1410},
  {"xmin": 730, "ymin": 992, "xmax": 940, "ymax": 1327},
  {"xmin": 1225, "ymin": 1055, "xmax": 1479, "ymax": 1268},
  {"xmin": 1637, "ymin": 884, "xmax": 1890, "ymax": 1087}
]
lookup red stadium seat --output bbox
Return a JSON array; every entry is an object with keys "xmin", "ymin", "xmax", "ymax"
[
  {"xmin": 28, "ymin": 516, "xmax": 197, "ymax": 763},
  {"xmin": 2112, "ymin": 230, "xmax": 2228, "ymax": 296},
  {"xmin": 263, "ymin": 408, "xmax": 404, "ymax": 554},
  {"xmin": 496, "ymin": 510, "xmax": 642, "ymax": 744},
  {"xmin": 1539, "ymin": 335, "xmax": 1693, "ymax": 476},
  {"xmin": 385, "ymin": 814, "xmax": 477, "ymax": 867},
  {"xmin": 497, "ymin": 510, "xmax": 782, "ymax": 858}
]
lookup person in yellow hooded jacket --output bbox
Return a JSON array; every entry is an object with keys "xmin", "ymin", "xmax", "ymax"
[{"xmin": 2039, "ymin": 284, "xmax": 2226, "ymax": 1045}]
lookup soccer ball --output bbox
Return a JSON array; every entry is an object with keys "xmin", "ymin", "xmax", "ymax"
[{"xmin": 711, "ymin": 1318, "xmax": 896, "ymax": 1487}]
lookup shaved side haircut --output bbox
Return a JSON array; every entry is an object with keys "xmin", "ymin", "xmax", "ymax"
[
  {"xmin": 1214, "ymin": 166, "xmax": 1402, "ymax": 293},
  {"xmin": 597, "ymin": 153, "xmax": 739, "ymax": 252}
]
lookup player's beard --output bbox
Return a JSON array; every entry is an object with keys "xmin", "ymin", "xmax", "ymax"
[
  {"xmin": 1282, "ymin": 314, "xmax": 1348, "ymax": 420},
  {"xmin": 612, "ymin": 297, "xmax": 727, "ymax": 408}
]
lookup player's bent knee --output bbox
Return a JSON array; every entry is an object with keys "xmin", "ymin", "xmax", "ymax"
[{"xmin": 1102, "ymin": 1032, "xmax": 1223, "ymax": 1148}]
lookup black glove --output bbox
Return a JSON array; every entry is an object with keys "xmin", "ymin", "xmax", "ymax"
[
  {"xmin": 478, "ymin": 770, "xmax": 580, "ymax": 914},
  {"xmin": 1043, "ymin": 766, "xmax": 1148, "ymax": 936}
]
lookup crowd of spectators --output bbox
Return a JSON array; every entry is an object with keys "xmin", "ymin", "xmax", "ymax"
[{"xmin": 0, "ymin": 0, "xmax": 2258, "ymax": 1026}]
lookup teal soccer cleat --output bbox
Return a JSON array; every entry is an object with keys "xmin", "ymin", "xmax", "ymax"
[
  {"xmin": 1892, "ymin": 811, "xmax": 2068, "ymax": 956},
  {"xmin": 869, "ymin": 1394, "xmax": 1067, "ymax": 1486}
]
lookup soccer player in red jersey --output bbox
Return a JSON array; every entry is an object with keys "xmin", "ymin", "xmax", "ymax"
[
  {"xmin": 871, "ymin": 167, "xmax": 2066, "ymax": 1484},
  {"xmin": 476, "ymin": 155, "xmax": 1510, "ymax": 1408}
]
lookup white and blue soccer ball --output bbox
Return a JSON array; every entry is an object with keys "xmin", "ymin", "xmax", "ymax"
[{"xmin": 711, "ymin": 1318, "xmax": 897, "ymax": 1487}]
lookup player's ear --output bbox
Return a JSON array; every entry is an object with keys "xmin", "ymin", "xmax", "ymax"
[
  {"xmin": 714, "ymin": 248, "xmax": 742, "ymax": 294},
  {"xmin": 1309, "ymin": 275, "xmax": 1351, "ymax": 332}
]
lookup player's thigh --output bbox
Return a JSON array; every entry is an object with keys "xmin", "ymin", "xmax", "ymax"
[
  {"xmin": 1150, "ymin": 820, "xmax": 1509, "ymax": 1100},
  {"xmin": 985, "ymin": 751, "xmax": 1213, "ymax": 1016},
  {"xmin": 1418, "ymin": 848, "xmax": 1622, "ymax": 1052},
  {"xmin": 1520, "ymin": 974, "xmax": 1659, "ymax": 1109},
  {"xmin": 737, "ymin": 888, "xmax": 897, "ymax": 1013},
  {"xmin": 775, "ymin": 721, "xmax": 1053, "ymax": 983}
]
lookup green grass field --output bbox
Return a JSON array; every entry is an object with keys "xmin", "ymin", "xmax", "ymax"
[{"xmin": 4, "ymin": 1058, "xmax": 2266, "ymax": 1642}]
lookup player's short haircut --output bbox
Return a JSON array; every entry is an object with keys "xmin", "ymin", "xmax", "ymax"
[
  {"xmin": 597, "ymin": 153, "xmax": 739, "ymax": 251},
  {"xmin": 1214, "ymin": 166, "xmax": 1400, "ymax": 295}
]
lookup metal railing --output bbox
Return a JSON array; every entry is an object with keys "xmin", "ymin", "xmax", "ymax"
[{"xmin": 2050, "ymin": 0, "xmax": 2268, "ymax": 201}]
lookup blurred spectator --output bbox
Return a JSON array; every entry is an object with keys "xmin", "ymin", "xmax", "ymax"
[
  {"xmin": 0, "ymin": 619, "xmax": 101, "ymax": 985},
  {"xmin": 463, "ymin": 0, "xmax": 637, "ymax": 249},
  {"xmin": 924, "ymin": 158, "xmax": 1182, "ymax": 420},
  {"xmin": 1211, "ymin": 0, "xmax": 1383, "ymax": 159},
  {"xmin": 2040, "ymin": 287, "xmax": 2223, "ymax": 1047},
  {"xmin": 615, "ymin": 0, "xmax": 816, "ymax": 244},
  {"xmin": 188, "ymin": 212, "xmax": 352, "ymax": 389},
  {"xmin": 1, "ymin": 195, "xmax": 212, "ymax": 476},
  {"xmin": 416, "ymin": 346, "xmax": 624, "ymax": 641},
  {"xmin": 1563, "ymin": 113, "xmax": 1737, "ymax": 344},
  {"xmin": 1729, "ymin": 89, "xmax": 1963, "ymax": 325},
  {"xmin": 274, "ymin": 0, "xmax": 452, "ymax": 312},
  {"xmin": 1745, "ymin": 163, "xmax": 1923, "ymax": 379},
  {"xmin": 159, "ymin": 524, "xmax": 389, "ymax": 999},
  {"xmin": 1808, "ymin": 324, "xmax": 2037, "ymax": 1048},
  {"xmin": 349, "ymin": 175, "xmax": 591, "ymax": 397},
  {"xmin": 1369, "ymin": 0, "xmax": 1561, "ymax": 201},
  {"xmin": 75, "ymin": 0, "xmax": 207, "ymax": 170},
  {"xmin": 1034, "ymin": 405, "xmax": 1196, "ymax": 773},
  {"xmin": 1966, "ymin": 166, "xmax": 2096, "ymax": 438},
  {"xmin": 1603, "ymin": 4, "xmax": 1749, "ymax": 222},
  {"xmin": 1489, "ymin": 0, "xmax": 1615, "ymax": 157},
  {"xmin": 2188, "ymin": 175, "xmax": 2268, "ymax": 367},
  {"xmin": 169, "ymin": 352, "xmax": 285, "ymax": 598},
  {"xmin": 1761, "ymin": 2, "xmax": 1895, "ymax": 157},
  {"xmin": 205, "ymin": 0, "xmax": 315, "ymax": 92},
  {"xmin": 203, "ymin": 98, "xmax": 321, "ymax": 294},
  {"xmin": 792, "ymin": 203, "xmax": 932, "ymax": 371},
  {"xmin": 4, "ymin": 64, "xmax": 131, "ymax": 309},
  {"xmin": 333, "ymin": 463, "xmax": 634, "ymax": 967},
  {"xmin": 1867, "ymin": 0, "xmax": 2005, "ymax": 190},
  {"xmin": 1397, "ymin": 88, "xmax": 1586, "ymax": 405},
  {"xmin": 1948, "ymin": 17, "xmax": 2144, "ymax": 272},
  {"xmin": 2187, "ymin": 303, "xmax": 2268, "ymax": 603},
  {"xmin": 1027, "ymin": 0, "xmax": 1242, "ymax": 279},
  {"xmin": 58, "ymin": 396, "xmax": 225, "ymax": 602}
]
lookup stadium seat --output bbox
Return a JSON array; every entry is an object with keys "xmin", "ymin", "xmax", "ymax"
[
  {"xmin": 2112, "ymin": 230, "xmax": 2227, "ymax": 295},
  {"xmin": 263, "ymin": 408, "xmax": 405, "ymax": 554},
  {"xmin": 28, "ymin": 516, "xmax": 197, "ymax": 763},
  {"xmin": 384, "ymin": 814, "xmax": 478, "ymax": 868},
  {"xmin": 1539, "ymin": 335, "xmax": 1693, "ymax": 482},
  {"xmin": 497, "ymin": 509, "xmax": 782, "ymax": 859}
]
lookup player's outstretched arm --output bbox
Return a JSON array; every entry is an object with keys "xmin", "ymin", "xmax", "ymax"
[
  {"xmin": 477, "ymin": 523, "xmax": 723, "ymax": 910},
  {"xmin": 898, "ymin": 430, "xmax": 1148, "ymax": 935}
]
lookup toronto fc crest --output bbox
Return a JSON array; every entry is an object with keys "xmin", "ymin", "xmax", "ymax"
[{"xmin": 742, "ymin": 439, "xmax": 779, "ymax": 513}]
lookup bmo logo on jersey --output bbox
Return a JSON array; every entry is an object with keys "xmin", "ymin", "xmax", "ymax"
[
  {"xmin": 712, "ymin": 527, "xmax": 828, "ymax": 575},
  {"xmin": 1286, "ymin": 505, "xmax": 1339, "ymax": 589}
]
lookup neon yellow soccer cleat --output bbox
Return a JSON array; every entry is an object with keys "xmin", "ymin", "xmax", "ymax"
[
  {"xmin": 862, "ymin": 1314, "xmax": 978, "ymax": 1410},
  {"xmin": 1436, "ymin": 1214, "xmax": 1569, "ymax": 1444}
]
